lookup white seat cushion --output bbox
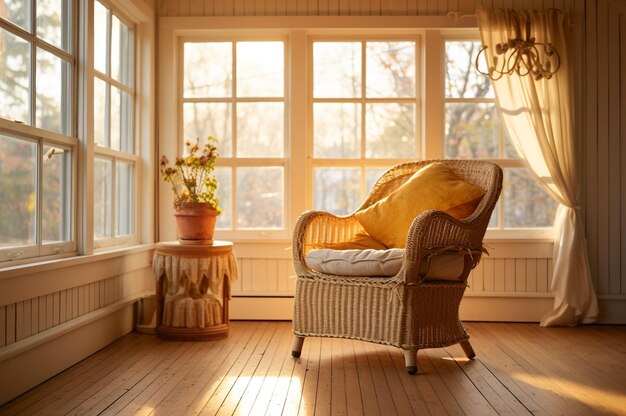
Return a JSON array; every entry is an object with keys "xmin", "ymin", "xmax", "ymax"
[
  {"xmin": 305, "ymin": 248, "xmax": 467, "ymax": 279},
  {"xmin": 306, "ymin": 249, "xmax": 404, "ymax": 277}
]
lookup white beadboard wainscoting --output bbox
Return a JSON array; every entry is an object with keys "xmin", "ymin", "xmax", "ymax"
[
  {"xmin": 228, "ymin": 240, "xmax": 557, "ymax": 322},
  {"xmin": 0, "ymin": 248, "xmax": 155, "ymax": 404}
]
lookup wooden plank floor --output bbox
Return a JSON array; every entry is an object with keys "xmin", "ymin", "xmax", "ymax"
[{"xmin": 2, "ymin": 321, "xmax": 626, "ymax": 415}]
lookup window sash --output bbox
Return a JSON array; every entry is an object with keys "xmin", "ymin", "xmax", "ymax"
[
  {"xmin": 180, "ymin": 38, "xmax": 288, "ymax": 235},
  {"xmin": 309, "ymin": 37, "xmax": 421, "ymax": 213},
  {"xmin": 0, "ymin": 7, "xmax": 75, "ymax": 134},
  {"xmin": 0, "ymin": 1, "xmax": 77, "ymax": 264},
  {"xmin": 92, "ymin": 0, "xmax": 137, "ymax": 248},
  {"xmin": 0, "ymin": 128, "xmax": 76, "ymax": 263}
]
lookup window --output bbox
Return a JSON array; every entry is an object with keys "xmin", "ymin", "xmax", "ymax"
[
  {"xmin": 0, "ymin": 0, "xmax": 76, "ymax": 262},
  {"xmin": 93, "ymin": 0, "xmax": 136, "ymax": 247},
  {"xmin": 181, "ymin": 39, "xmax": 286, "ymax": 234},
  {"xmin": 444, "ymin": 39, "xmax": 557, "ymax": 231},
  {"xmin": 164, "ymin": 28, "xmax": 556, "ymax": 243},
  {"xmin": 310, "ymin": 38, "xmax": 419, "ymax": 215}
]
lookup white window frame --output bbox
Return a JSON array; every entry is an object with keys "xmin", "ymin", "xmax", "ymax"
[
  {"xmin": 177, "ymin": 34, "xmax": 290, "ymax": 240},
  {"xmin": 0, "ymin": 1, "xmax": 78, "ymax": 264},
  {"xmin": 308, "ymin": 34, "xmax": 422, "ymax": 213},
  {"xmin": 0, "ymin": 0, "xmax": 154, "ymax": 268},
  {"xmin": 92, "ymin": 0, "xmax": 138, "ymax": 249},
  {"xmin": 158, "ymin": 20, "xmax": 554, "ymax": 244}
]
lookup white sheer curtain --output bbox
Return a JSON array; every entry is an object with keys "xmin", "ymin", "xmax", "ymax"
[{"xmin": 476, "ymin": 8, "xmax": 598, "ymax": 326}]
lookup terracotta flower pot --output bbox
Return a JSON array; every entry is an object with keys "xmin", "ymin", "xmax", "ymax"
[{"xmin": 174, "ymin": 202, "xmax": 218, "ymax": 244}]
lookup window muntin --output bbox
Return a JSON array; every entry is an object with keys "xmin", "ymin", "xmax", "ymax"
[
  {"xmin": 93, "ymin": 0, "xmax": 136, "ymax": 247},
  {"xmin": 181, "ymin": 39, "xmax": 286, "ymax": 233},
  {"xmin": 444, "ymin": 39, "xmax": 557, "ymax": 230},
  {"xmin": 311, "ymin": 38, "xmax": 419, "ymax": 216},
  {"xmin": 0, "ymin": 1, "xmax": 75, "ymax": 263}
]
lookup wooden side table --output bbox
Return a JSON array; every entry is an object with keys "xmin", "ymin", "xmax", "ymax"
[{"xmin": 152, "ymin": 241, "xmax": 238, "ymax": 341}]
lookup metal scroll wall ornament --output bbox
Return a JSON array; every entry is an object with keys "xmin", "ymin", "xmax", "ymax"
[{"xmin": 475, "ymin": 12, "xmax": 561, "ymax": 81}]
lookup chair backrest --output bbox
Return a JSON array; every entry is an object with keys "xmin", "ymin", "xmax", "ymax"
[{"xmin": 357, "ymin": 160, "xmax": 503, "ymax": 235}]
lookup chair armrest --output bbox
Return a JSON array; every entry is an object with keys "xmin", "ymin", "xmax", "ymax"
[
  {"xmin": 292, "ymin": 210, "xmax": 363, "ymax": 276},
  {"xmin": 403, "ymin": 210, "xmax": 487, "ymax": 284}
]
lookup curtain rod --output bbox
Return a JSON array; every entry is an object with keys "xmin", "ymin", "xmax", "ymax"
[{"xmin": 446, "ymin": 11, "xmax": 477, "ymax": 22}]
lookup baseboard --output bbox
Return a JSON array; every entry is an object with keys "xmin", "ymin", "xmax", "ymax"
[
  {"xmin": 460, "ymin": 294, "xmax": 554, "ymax": 322},
  {"xmin": 597, "ymin": 296, "xmax": 626, "ymax": 324},
  {"xmin": 230, "ymin": 297, "xmax": 294, "ymax": 320},
  {"xmin": 0, "ymin": 301, "xmax": 136, "ymax": 406},
  {"xmin": 231, "ymin": 293, "xmax": 626, "ymax": 324}
]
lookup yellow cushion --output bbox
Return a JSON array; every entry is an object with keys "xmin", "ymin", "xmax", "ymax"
[
  {"xmin": 354, "ymin": 162, "xmax": 485, "ymax": 248},
  {"xmin": 307, "ymin": 232, "xmax": 387, "ymax": 251}
]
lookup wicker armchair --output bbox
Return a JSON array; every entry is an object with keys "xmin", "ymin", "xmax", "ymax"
[{"xmin": 290, "ymin": 160, "xmax": 502, "ymax": 374}]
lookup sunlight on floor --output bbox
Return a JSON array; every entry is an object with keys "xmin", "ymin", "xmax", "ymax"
[
  {"xmin": 219, "ymin": 374, "xmax": 304, "ymax": 412},
  {"xmin": 441, "ymin": 356, "xmax": 471, "ymax": 363},
  {"xmin": 513, "ymin": 372, "xmax": 626, "ymax": 414}
]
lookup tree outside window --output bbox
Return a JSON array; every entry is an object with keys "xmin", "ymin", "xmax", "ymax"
[
  {"xmin": 311, "ymin": 39, "xmax": 418, "ymax": 216},
  {"xmin": 444, "ymin": 40, "xmax": 557, "ymax": 230}
]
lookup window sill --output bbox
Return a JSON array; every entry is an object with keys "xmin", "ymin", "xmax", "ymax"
[{"xmin": 0, "ymin": 243, "xmax": 156, "ymax": 281}]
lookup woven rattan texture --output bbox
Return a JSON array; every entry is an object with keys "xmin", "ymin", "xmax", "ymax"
[{"xmin": 292, "ymin": 160, "xmax": 502, "ymax": 351}]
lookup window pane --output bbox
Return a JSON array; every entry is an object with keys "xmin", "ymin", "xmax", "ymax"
[
  {"xmin": 236, "ymin": 41, "xmax": 284, "ymax": 97},
  {"xmin": 110, "ymin": 85, "xmax": 121, "ymax": 151},
  {"xmin": 37, "ymin": 0, "xmax": 69, "ymax": 51},
  {"xmin": 366, "ymin": 42, "xmax": 415, "ymax": 98},
  {"xmin": 237, "ymin": 102, "xmax": 284, "ymax": 158},
  {"xmin": 120, "ymin": 90, "xmax": 133, "ymax": 153},
  {"xmin": 237, "ymin": 167, "xmax": 283, "ymax": 229},
  {"xmin": 1, "ymin": 0, "xmax": 31, "ymax": 31},
  {"xmin": 111, "ymin": 15, "xmax": 132, "ymax": 85},
  {"xmin": 445, "ymin": 41, "xmax": 493, "ymax": 99},
  {"xmin": 504, "ymin": 168, "xmax": 558, "ymax": 228},
  {"xmin": 94, "ymin": 1, "xmax": 108, "ymax": 74},
  {"xmin": 366, "ymin": 168, "xmax": 387, "ymax": 194},
  {"xmin": 0, "ymin": 135, "xmax": 37, "ymax": 247},
  {"xmin": 313, "ymin": 103, "xmax": 360, "ymax": 158},
  {"xmin": 488, "ymin": 200, "xmax": 499, "ymax": 229},
  {"xmin": 93, "ymin": 77, "xmax": 107, "ymax": 147},
  {"xmin": 183, "ymin": 103, "xmax": 232, "ymax": 157},
  {"xmin": 445, "ymin": 103, "xmax": 498, "ymax": 159},
  {"xmin": 314, "ymin": 167, "xmax": 360, "ymax": 216},
  {"xmin": 94, "ymin": 158, "xmax": 112, "ymax": 239},
  {"xmin": 365, "ymin": 103, "xmax": 415, "ymax": 158},
  {"xmin": 36, "ymin": 47, "xmax": 69, "ymax": 134},
  {"xmin": 42, "ymin": 145, "xmax": 71, "ymax": 243},
  {"xmin": 116, "ymin": 161, "xmax": 134, "ymax": 236},
  {"xmin": 503, "ymin": 126, "xmax": 521, "ymax": 159},
  {"xmin": 214, "ymin": 167, "xmax": 231, "ymax": 229},
  {"xmin": 313, "ymin": 42, "xmax": 361, "ymax": 98},
  {"xmin": 184, "ymin": 42, "xmax": 232, "ymax": 98},
  {"xmin": 0, "ymin": 29, "xmax": 31, "ymax": 124}
]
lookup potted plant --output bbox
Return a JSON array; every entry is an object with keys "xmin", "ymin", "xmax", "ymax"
[{"xmin": 160, "ymin": 137, "xmax": 221, "ymax": 243}]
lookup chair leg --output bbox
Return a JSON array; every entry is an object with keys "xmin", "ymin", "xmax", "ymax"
[
  {"xmin": 291, "ymin": 335, "xmax": 305, "ymax": 358},
  {"xmin": 460, "ymin": 340, "xmax": 476, "ymax": 359},
  {"xmin": 402, "ymin": 348, "xmax": 418, "ymax": 374}
]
